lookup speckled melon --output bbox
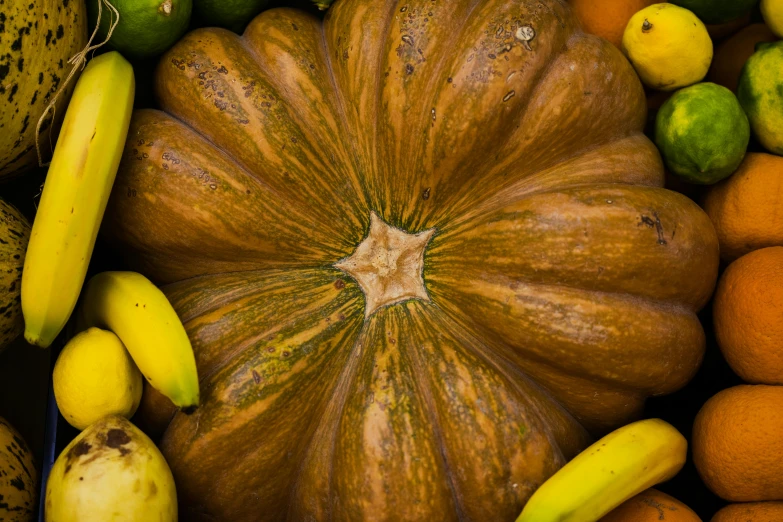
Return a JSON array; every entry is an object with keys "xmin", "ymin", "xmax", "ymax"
[
  {"xmin": 0, "ymin": 0, "xmax": 87, "ymax": 178},
  {"xmin": 0, "ymin": 200, "xmax": 30, "ymax": 353},
  {"xmin": 0, "ymin": 416, "xmax": 37, "ymax": 522}
]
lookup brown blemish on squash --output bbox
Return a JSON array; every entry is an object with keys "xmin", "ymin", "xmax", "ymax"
[
  {"xmin": 69, "ymin": 441, "xmax": 90, "ymax": 458},
  {"xmin": 638, "ymin": 215, "xmax": 655, "ymax": 228},
  {"xmin": 63, "ymin": 440, "xmax": 91, "ymax": 473},
  {"xmin": 638, "ymin": 212, "xmax": 668, "ymax": 245},
  {"xmin": 652, "ymin": 212, "xmax": 667, "ymax": 245},
  {"xmin": 148, "ymin": 481, "xmax": 158, "ymax": 497},
  {"xmin": 105, "ymin": 429, "xmax": 131, "ymax": 449}
]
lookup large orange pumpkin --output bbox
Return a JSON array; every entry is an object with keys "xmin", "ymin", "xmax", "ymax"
[{"xmin": 102, "ymin": 0, "xmax": 719, "ymax": 519}]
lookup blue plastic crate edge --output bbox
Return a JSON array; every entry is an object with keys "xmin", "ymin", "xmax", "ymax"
[{"xmin": 36, "ymin": 381, "xmax": 58, "ymax": 522}]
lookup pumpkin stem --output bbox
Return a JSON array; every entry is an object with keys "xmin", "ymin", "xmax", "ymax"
[{"xmin": 334, "ymin": 212, "xmax": 436, "ymax": 318}]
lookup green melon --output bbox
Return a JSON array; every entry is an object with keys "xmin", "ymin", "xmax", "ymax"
[
  {"xmin": 194, "ymin": 0, "xmax": 269, "ymax": 33},
  {"xmin": 89, "ymin": 0, "xmax": 192, "ymax": 58},
  {"xmin": 670, "ymin": 0, "xmax": 759, "ymax": 24}
]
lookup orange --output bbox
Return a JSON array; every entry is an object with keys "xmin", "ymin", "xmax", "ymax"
[
  {"xmin": 692, "ymin": 385, "xmax": 783, "ymax": 502},
  {"xmin": 712, "ymin": 246, "xmax": 783, "ymax": 384},
  {"xmin": 708, "ymin": 24, "xmax": 779, "ymax": 92},
  {"xmin": 711, "ymin": 501, "xmax": 783, "ymax": 521},
  {"xmin": 600, "ymin": 488, "xmax": 702, "ymax": 521},
  {"xmin": 703, "ymin": 153, "xmax": 783, "ymax": 263},
  {"xmin": 569, "ymin": 0, "xmax": 662, "ymax": 49}
]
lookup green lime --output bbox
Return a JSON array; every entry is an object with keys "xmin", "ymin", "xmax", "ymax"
[
  {"xmin": 737, "ymin": 41, "xmax": 783, "ymax": 155},
  {"xmin": 654, "ymin": 82, "xmax": 750, "ymax": 184},
  {"xmin": 670, "ymin": 0, "xmax": 759, "ymax": 24},
  {"xmin": 194, "ymin": 0, "xmax": 269, "ymax": 33},
  {"xmin": 89, "ymin": 0, "xmax": 192, "ymax": 58}
]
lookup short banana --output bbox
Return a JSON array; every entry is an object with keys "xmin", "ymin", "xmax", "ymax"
[
  {"xmin": 79, "ymin": 271, "xmax": 200, "ymax": 412},
  {"xmin": 22, "ymin": 51, "xmax": 135, "ymax": 348},
  {"xmin": 517, "ymin": 418, "xmax": 687, "ymax": 522}
]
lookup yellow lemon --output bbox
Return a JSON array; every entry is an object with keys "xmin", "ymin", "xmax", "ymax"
[
  {"xmin": 622, "ymin": 3, "xmax": 714, "ymax": 91},
  {"xmin": 53, "ymin": 327, "xmax": 143, "ymax": 430},
  {"xmin": 762, "ymin": 0, "xmax": 783, "ymax": 37}
]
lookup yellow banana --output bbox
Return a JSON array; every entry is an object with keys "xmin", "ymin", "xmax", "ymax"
[
  {"xmin": 79, "ymin": 271, "xmax": 199, "ymax": 411},
  {"xmin": 21, "ymin": 51, "xmax": 135, "ymax": 348},
  {"xmin": 517, "ymin": 418, "xmax": 687, "ymax": 522}
]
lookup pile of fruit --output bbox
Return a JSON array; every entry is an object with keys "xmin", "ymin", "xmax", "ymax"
[{"xmin": 0, "ymin": 0, "xmax": 781, "ymax": 520}]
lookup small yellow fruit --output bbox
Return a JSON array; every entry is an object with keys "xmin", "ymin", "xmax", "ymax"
[
  {"xmin": 762, "ymin": 0, "xmax": 783, "ymax": 37},
  {"xmin": 45, "ymin": 415, "xmax": 177, "ymax": 522},
  {"xmin": 53, "ymin": 327, "xmax": 143, "ymax": 430},
  {"xmin": 622, "ymin": 3, "xmax": 714, "ymax": 91}
]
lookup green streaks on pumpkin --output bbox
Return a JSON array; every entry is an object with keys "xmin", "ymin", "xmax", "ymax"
[
  {"xmin": 105, "ymin": 109, "xmax": 356, "ymax": 284},
  {"xmin": 356, "ymin": 301, "xmax": 563, "ymax": 521},
  {"xmin": 165, "ymin": 267, "xmax": 364, "ymax": 389},
  {"xmin": 426, "ymin": 184, "xmax": 718, "ymax": 309},
  {"xmin": 331, "ymin": 302, "xmax": 458, "ymax": 520},
  {"xmin": 157, "ymin": 27, "xmax": 368, "ymax": 248},
  {"xmin": 160, "ymin": 268, "xmax": 365, "ymax": 519},
  {"xmin": 243, "ymin": 10, "xmax": 372, "ymax": 223}
]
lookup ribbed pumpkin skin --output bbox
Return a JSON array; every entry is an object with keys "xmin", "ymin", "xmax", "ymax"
[
  {"xmin": 0, "ymin": 417, "xmax": 37, "ymax": 522},
  {"xmin": 0, "ymin": 0, "xmax": 87, "ymax": 177},
  {"xmin": 0, "ymin": 200, "xmax": 30, "ymax": 353},
  {"xmin": 102, "ymin": 1, "xmax": 719, "ymax": 520}
]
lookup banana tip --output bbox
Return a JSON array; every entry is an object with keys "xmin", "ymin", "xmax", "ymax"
[
  {"xmin": 181, "ymin": 405, "xmax": 198, "ymax": 415},
  {"xmin": 24, "ymin": 330, "xmax": 52, "ymax": 349}
]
